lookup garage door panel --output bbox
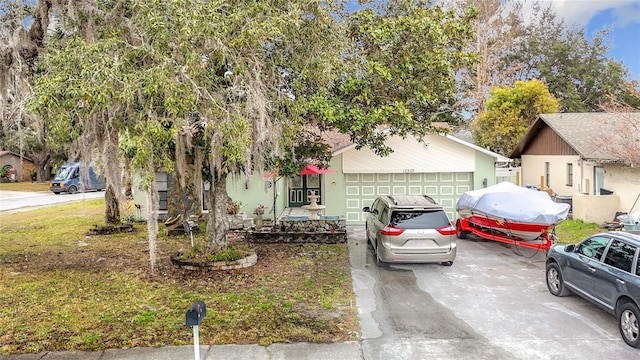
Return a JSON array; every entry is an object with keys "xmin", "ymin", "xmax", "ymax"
[
  {"xmin": 392, "ymin": 186, "xmax": 407, "ymax": 195},
  {"xmin": 425, "ymin": 185, "xmax": 438, "ymax": 195},
  {"xmin": 346, "ymin": 186, "xmax": 360, "ymax": 195},
  {"xmin": 346, "ymin": 198, "xmax": 360, "ymax": 209},
  {"xmin": 345, "ymin": 172, "xmax": 472, "ymax": 225},
  {"xmin": 346, "ymin": 173, "xmax": 363, "ymax": 182},
  {"xmin": 440, "ymin": 173, "xmax": 454, "ymax": 182},
  {"xmin": 440, "ymin": 185, "xmax": 454, "ymax": 195},
  {"xmin": 456, "ymin": 185, "xmax": 471, "ymax": 195},
  {"xmin": 408, "ymin": 173, "xmax": 422, "ymax": 182},
  {"xmin": 439, "ymin": 199, "xmax": 455, "ymax": 210}
]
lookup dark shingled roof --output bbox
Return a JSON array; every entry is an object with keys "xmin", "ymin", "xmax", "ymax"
[{"xmin": 510, "ymin": 112, "xmax": 640, "ymax": 162}]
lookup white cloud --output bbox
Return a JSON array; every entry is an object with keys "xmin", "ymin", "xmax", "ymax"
[
  {"xmin": 610, "ymin": 2, "xmax": 640, "ymax": 26},
  {"xmin": 525, "ymin": 0, "xmax": 640, "ymax": 27}
]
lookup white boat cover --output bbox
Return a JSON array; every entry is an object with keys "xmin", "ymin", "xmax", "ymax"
[{"xmin": 456, "ymin": 182, "xmax": 571, "ymax": 225}]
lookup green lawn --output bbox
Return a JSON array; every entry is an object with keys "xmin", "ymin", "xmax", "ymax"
[
  {"xmin": 0, "ymin": 200, "xmax": 358, "ymax": 355},
  {"xmin": 0, "ymin": 182, "xmax": 50, "ymax": 192},
  {"xmin": 555, "ymin": 219, "xmax": 603, "ymax": 244}
]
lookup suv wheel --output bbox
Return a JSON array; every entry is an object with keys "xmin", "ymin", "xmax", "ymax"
[
  {"xmin": 618, "ymin": 302, "xmax": 640, "ymax": 348},
  {"xmin": 68, "ymin": 185, "xmax": 78, "ymax": 194},
  {"xmin": 546, "ymin": 262, "xmax": 570, "ymax": 297}
]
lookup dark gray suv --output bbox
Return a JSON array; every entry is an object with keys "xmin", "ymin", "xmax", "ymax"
[
  {"xmin": 363, "ymin": 195, "xmax": 456, "ymax": 265},
  {"xmin": 546, "ymin": 231, "xmax": 640, "ymax": 347}
]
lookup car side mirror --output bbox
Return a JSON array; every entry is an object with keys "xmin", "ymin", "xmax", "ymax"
[
  {"xmin": 565, "ymin": 244, "xmax": 575, "ymax": 252},
  {"xmin": 362, "ymin": 206, "xmax": 371, "ymax": 212}
]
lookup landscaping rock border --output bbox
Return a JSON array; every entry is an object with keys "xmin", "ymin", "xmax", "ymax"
[{"xmin": 170, "ymin": 251, "xmax": 257, "ymax": 271}]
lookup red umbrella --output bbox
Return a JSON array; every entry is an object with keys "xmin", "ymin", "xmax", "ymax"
[{"xmin": 299, "ymin": 164, "xmax": 337, "ymax": 175}]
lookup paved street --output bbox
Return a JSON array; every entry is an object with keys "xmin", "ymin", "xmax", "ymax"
[{"xmin": 0, "ymin": 190, "xmax": 104, "ymax": 213}]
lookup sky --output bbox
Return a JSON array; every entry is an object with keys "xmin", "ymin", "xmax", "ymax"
[{"xmin": 526, "ymin": 0, "xmax": 640, "ymax": 83}]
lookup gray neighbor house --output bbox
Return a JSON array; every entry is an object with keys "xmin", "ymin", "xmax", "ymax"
[
  {"xmin": 133, "ymin": 131, "xmax": 511, "ymax": 225},
  {"xmin": 509, "ymin": 112, "xmax": 640, "ymax": 224}
]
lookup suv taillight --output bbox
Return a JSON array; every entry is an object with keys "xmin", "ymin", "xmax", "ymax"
[
  {"xmin": 380, "ymin": 226, "xmax": 405, "ymax": 236},
  {"xmin": 436, "ymin": 224, "xmax": 456, "ymax": 235}
]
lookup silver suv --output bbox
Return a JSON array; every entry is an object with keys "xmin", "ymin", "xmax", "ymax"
[
  {"xmin": 363, "ymin": 195, "xmax": 457, "ymax": 265},
  {"xmin": 546, "ymin": 231, "xmax": 640, "ymax": 347}
]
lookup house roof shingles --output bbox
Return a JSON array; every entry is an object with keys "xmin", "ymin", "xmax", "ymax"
[
  {"xmin": 0, "ymin": 150, "xmax": 33, "ymax": 162},
  {"xmin": 510, "ymin": 112, "xmax": 640, "ymax": 162}
]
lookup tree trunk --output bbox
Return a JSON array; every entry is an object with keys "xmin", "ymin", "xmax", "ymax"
[
  {"xmin": 30, "ymin": 151, "xmax": 51, "ymax": 183},
  {"xmin": 36, "ymin": 161, "xmax": 49, "ymax": 183},
  {"xmin": 104, "ymin": 184, "xmax": 120, "ymax": 225},
  {"xmin": 206, "ymin": 173, "xmax": 230, "ymax": 253},
  {"xmin": 102, "ymin": 128, "xmax": 122, "ymax": 225}
]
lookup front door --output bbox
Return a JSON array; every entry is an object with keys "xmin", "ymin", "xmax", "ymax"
[{"xmin": 288, "ymin": 174, "xmax": 321, "ymax": 207}]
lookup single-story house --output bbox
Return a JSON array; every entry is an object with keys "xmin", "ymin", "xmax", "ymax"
[
  {"xmin": 0, "ymin": 150, "xmax": 35, "ymax": 182},
  {"xmin": 509, "ymin": 112, "xmax": 640, "ymax": 224},
  {"xmin": 134, "ymin": 132, "xmax": 510, "ymax": 225}
]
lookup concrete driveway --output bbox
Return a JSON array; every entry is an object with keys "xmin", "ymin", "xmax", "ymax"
[{"xmin": 348, "ymin": 225, "xmax": 639, "ymax": 359}]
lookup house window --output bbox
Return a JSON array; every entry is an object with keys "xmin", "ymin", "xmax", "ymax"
[
  {"xmin": 566, "ymin": 163, "xmax": 573, "ymax": 187},
  {"xmin": 156, "ymin": 172, "xmax": 168, "ymax": 211},
  {"xmin": 545, "ymin": 162, "xmax": 550, "ymax": 188}
]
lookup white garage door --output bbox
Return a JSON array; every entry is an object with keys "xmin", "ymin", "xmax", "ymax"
[{"xmin": 344, "ymin": 172, "xmax": 473, "ymax": 225}]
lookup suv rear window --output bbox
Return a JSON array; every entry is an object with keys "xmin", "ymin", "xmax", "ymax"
[{"xmin": 390, "ymin": 210, "xmax": 450, "ymax": 229}]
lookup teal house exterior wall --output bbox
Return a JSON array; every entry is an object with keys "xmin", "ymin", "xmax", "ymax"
[
  {"xmin": 135, "ymin": 134, "xmax": 509, "ymax": 223},
  {"xmin": 474, "ymin": 151, "xmax": 500, "ymax": 189}
]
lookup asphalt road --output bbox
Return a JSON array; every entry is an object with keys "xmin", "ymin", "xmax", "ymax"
[
  {"xmin": 0, "ymin": 190, "xmax": 104, "ymax": 213},
  {"xmin": 347, "ymin": 226, "xmax": 639, "ymax": 359}
]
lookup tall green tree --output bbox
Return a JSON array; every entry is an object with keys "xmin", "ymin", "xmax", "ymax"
[
  {"xmin": 30, "ymin": 0, "xmax": 348, "ymax": 271},
  {"xmin": 0, "ymin": 0, "xmax": 62, "ymax": 182},
  {"xmin": 508, "ymin": 3, "xmax": 631, "ymax": 112},
  {"xmin": 309, "ymin": 0, "xmax": 477, "ymax": 156},
  {"xmin": 471, "ymin": 79, "xmax": 559, "ymax": 155},
  {"xmin": 443, "ymin": 0, "xmax": 636, "ymax": 118},
  {"xmin": 29, "ymin": 0, "xmax": 479, "ymax": 272}
]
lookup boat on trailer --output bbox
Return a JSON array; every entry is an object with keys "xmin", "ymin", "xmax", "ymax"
[{"xmin": 455, "ymin": 182, "xmax": 571, "ymax": 251}]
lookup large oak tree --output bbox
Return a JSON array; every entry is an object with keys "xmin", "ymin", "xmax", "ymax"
[{"xmin": 28, "ymin": 0, "xmax": 477, "ymax": 271}]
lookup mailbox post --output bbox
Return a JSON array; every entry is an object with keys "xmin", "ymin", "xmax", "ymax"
[{"xmin": 186, "ymin": 301, "xmax": 207, "ymax": 360}]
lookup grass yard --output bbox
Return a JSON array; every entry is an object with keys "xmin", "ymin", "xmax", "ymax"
[
  {"xmin": 0, "ymin": 182, "xmax": 51, "ymax": 192},
  {"xmin": 0, "ymin": 199, "xmax": 359, "ymax": 355},
  {"xmin": 554, "ymin": 219, "xmax": 603, "ymax": 244}
]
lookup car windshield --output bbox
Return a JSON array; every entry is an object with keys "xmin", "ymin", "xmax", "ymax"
[
  {"xmin": 390, "ymin": 210, "xmax": 449, "ymax": 229},
  {"xmin": 53, "ymin": 166, "xmax": 73, "ymax": 181}
]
